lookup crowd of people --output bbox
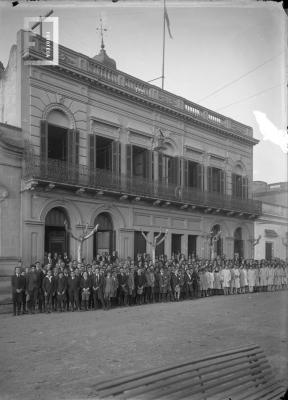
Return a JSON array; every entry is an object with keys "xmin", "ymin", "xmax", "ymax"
[{"xmin": 11, "ymin": 251, "xmax": 288, "ymax": 316}]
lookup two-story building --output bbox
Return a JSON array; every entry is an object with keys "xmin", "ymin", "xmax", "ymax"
[
  {"xmin": 0, "ymin": 30, "xmax": 262, "ymax": 271},
  {"xmin": 253, "ymin": 181, "xmax": 288, "ymax": 261}
]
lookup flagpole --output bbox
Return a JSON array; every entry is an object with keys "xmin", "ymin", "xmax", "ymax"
[{"xmin": 161, "ymin": 0, "xmax": 166, "ymax": 90}]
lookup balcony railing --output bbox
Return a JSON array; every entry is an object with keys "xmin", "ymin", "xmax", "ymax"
[{"xmin": 23, "ymin": 156, "xmax": 262, "ymax": 216}]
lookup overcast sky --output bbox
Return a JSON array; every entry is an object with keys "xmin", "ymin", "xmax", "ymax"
[{"xmin": 0, "ymin": 0, "xmax": 287, "ymax": 184}]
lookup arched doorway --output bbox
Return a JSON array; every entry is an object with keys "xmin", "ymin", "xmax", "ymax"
[
  {"xmin": 234, "ymin": 227, "xmax": 244, "ymax": 259},
  {"xmin": 45, "ymin": 207, "xmax": 69, "ymax": 257},
  {"xmin": 211, "ymin": 224, "xmax": 222, "ymax": 257},
  {"xmin": 93, "ymin": 213, "xmax": 115, "ymax": 258}
]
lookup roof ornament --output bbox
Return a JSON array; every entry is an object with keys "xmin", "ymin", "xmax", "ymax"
[
  {"xmin": 151, "ymin": 128, "xmax": 168, "ymax": 152},
  {"xmin": 93, "ymin": 17, "xmax": 116, "ymax": 69},
  {"xmin": 96, "ymin": 17, "xmax": 107, "ymax": 51}
]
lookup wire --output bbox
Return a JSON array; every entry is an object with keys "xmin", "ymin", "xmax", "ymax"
[
  {"xmin": 215, "ymin": 82, "xmax": 286, "ymax": 112},
  {"xmin": 198, "ymin": 52, "xmax": 284, "ymax": 103}
]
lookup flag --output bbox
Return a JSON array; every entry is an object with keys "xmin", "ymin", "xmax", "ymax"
[{"xmin": 164, "ymin": 2, "xmax": 173, "ymax": 39}]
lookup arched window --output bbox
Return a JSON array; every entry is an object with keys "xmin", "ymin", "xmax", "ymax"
[
  {"xmin": 45, "ymin": 207, "xmax": 69, "ymax": 257},
  {"xmin": 93, "ymin": 213, "xmax": 115, "ymax": 257},
  {"xmin": 40, "ymin": 109, "xmax": 79, "ymax": 169}
]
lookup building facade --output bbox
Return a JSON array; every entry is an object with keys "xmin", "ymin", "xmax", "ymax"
[
  {"xmin": 0, "ymin": 30, "xmax": 262, "ymax": 272},
  {"xmin": 253, "ymin": 181, "xmax": 288, "ymax": 261}
]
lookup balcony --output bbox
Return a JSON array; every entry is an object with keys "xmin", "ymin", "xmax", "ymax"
[{"xmin": 23, "ymin": 155, "xmax": 262, "ymax": 217}]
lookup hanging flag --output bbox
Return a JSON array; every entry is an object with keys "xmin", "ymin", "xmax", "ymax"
[{"xmin": 164, "ymin": 2, "xmax": 173, "ymax": 39}]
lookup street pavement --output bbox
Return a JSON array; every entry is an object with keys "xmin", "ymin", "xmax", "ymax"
[{"xmin": 0, "ymin": 290, "xmax": 287, "ymax": 400}]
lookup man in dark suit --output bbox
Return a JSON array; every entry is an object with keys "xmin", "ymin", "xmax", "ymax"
[
  {"xmin": 68, "ymin": 270, "xmax": 80, "ymax": 311},
  {"xmin": 42, "ymin": 269, "xmax": 54, "ymax": 313},
  {"xmin": 63, "ymin": 268, "xmax": 70, "ymax": 310},
  {"xmin": 56, "ymin": 271, "xmax": 67, "ymax": 312},
  {"xmin": 184, "ymin": 267, "xmax": 193, "ymax": 299},
  {"xmin": 92, "ymin": 267, "xmax": 105, "ymax": 310},
  {"xmin": 26, "ymin": 265, "xmax": 39, "ymax": 313},
  {"xmin": 87, "ymin": 265, "xmax": 94, "ymax": 310},
  {"xmin": 117, "ymin": 267, "xmax": 128, "ymax": 306},
  {"xmin": 35, "ymin": 261, "xmax": 45, "ymax": 312},
  {"xmin": 11, "ymin": 266, "xmax": 26, "ymax": 315}
]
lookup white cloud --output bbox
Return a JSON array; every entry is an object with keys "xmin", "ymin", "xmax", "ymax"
[{"xmin": 253, "ymin": 110, "xmax": 288, "ymax": 154}]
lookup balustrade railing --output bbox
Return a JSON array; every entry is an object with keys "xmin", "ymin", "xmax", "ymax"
[
  {"xmin": 22, "ymin": 31, "xmax": 253, "ymax": 139},
  {"xmin": 23, "ymin": 155, "xmax": 262, "ymax": 215}
]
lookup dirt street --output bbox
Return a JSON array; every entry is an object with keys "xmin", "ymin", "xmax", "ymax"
[{"xmin": 0, "ymin": 291, "xmax": 287, "ymax": 400}]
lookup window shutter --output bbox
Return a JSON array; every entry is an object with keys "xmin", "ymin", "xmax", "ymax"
[
  {"xmin": 196, "ymin": 163, "xmax": 203, "ymax": 190},
  {"xmin": 40, "ymin": 120, "xmax": 48, "ymax": 175},
  {"xmin": 112, "ymin": 141, "xmax": 121, "ymax": 185},
  {"xmin": 67, "ymin": 129, "xmax": 73, "ymax": 166},
  {"xmin": 126, "ymin": 144, "xmax": 132, "ymax": 177},
  {"xmin": 232, "ymin": 173, "xmax": 236, "ymax": 197},
  {"xmin": 89, "ymin": 134, "xmax": 96, "ymax": 170},
  {"xmin": 67, "ymin": 129, "xmax": 80, "ymax": 182},
  {"xmin": 74, "ymin": 130, "xmax": 79, "ymax": 166},
  {"xmin": 220, "ymin": 170, "xmax": 225, "ymax": 194},
  {"xmin": 89, "ymin": 134, "xmax": 96, "ymax": 185},
  {"xmin": 176, "ymin": 156, "xmax": 181, "ymax": 186},
  {"xmin": 150, "ymin": 150, "xmax": 154, "ymax": 181},
  {"xmin": 243, "ymin": 176, "xmax": 248, "ymax": 199},
  {"xmin": 40, "ymin": 120, "xmax": 48, "ymax": 162},
  {"xmin": 145, "ymin": 149, "xmax": 154, "ymax": 181},
  {"xmin": 183, "ymin": 159, "xmax": 188, "ymax": 187},
  {"xmin": 158, "ymin": 152, "xmax": 163, "ymax": 183},
  {"xmin": 207, "ymin": 166, "xmax": 212, "ymax": 192},
  {"xmin": 118, "ymin": 142, "xmax": 121, "ymax": 176},
  {"xmin": 170, "ymin": 156, "xmax": 179, "ymax": 185}
]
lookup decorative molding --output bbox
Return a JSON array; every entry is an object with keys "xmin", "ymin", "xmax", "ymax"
[
  {"xmin": 184, "ymin": 145, "xmax": 204, "ymax": 154},
  {"xmin": 42, "ymin": 103, "xmax": 76, "ymax": 130},
  {"xmin": 129, "ymin": 128, "xmax": 152, "ymax": 139},
  {"xmin": 208, "ymin": 152, "xmax": 226, "ymax": 161},
  {"xmin": 89, "ymin": 117, "xmax": 120, "ymax": 131}
]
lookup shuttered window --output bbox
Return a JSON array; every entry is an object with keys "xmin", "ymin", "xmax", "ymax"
[
  {"xmin": 208, "ymin": 167, "xmax": 225, "ymax": 194},
  {"xmin": 232, "ymin": 173, "xmax": 248, "ymax": 199}
]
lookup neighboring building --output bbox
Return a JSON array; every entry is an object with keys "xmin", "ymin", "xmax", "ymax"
[
  {"xmin": 0, "ymin": 123, "xmax": 23, "ymax": 274},
  {"xmin": 0, "ymin": 30, "xmax": 262, "ymax": 272},
  {"xmin": 253, "ymin": 181, "xmax": 288, "ymax": 261}
]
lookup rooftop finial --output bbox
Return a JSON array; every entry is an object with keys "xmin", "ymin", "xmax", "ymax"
[{"xmin": 96, "ymin": 17, "xmax": 107, "ymax": 50}]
